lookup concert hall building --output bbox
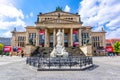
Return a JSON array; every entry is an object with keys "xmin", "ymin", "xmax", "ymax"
[{"xmin": 11, "ymin": 8, "xmax": 106, "ymax": 55}]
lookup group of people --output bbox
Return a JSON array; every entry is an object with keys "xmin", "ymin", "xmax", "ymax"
[
  {"xmin": 107, "ymin": 52, "xmax": 119, "ymax": 57},
  {"xmin": 1, "ymin": 50, "xmax": 25, "ymax": 58}
]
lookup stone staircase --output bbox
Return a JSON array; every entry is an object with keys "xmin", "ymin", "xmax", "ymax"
[
  {"xmin": 30, "ymin": 47, "xmax": 52, "ymax": 57},
  {"xmin": 65, "ymin": 47, "xmax": 85, "ymax": 56},
  {"xmin": 30, "ymin": 47, "xmax": 85, "ymax": 57}
]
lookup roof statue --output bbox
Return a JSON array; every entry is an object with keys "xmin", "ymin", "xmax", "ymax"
[{"xmin": 55, "ymin": 6, "xmax": 62, "ymax": 11}]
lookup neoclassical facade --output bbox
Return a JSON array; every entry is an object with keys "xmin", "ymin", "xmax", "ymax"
[{"xmin": 11, "ymin": 8, "xmax": 106, "ymax": 55}]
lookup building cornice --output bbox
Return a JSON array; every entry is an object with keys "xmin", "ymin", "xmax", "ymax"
[
  {"xmin": 25, "ymin": 26, "xmax": 36, "ymax": 29},
  {"xmin": 38, "ymin": 11, "xmax": 80, "ymax": 17}
]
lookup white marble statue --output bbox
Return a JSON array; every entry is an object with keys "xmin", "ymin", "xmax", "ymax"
[
  {"xmin": 56, "ymin": 29, "xmax": 63, "ymax": 46},
  {"xmin": 50, "ymin": 29, "xmax": 68, "ymax": 57}
]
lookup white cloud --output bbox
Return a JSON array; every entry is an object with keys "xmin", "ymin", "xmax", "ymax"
[
  {"xmin": 79, "ymin": 0, "xmax": 120, "ymax": 39},
  {"xmin": 30, "ymin": 12, "xmax": 33, "ymax": 17},
  {"xmin": 0, "ymin": 18, "xmax": 25, "ymax": 30},
  {"xmin": 26, "ymin": 15, "xmax": 29, "ymax": 19},
  {"xmin": 64, "ymin": 5, "xmax": 70, "ymax": 12},
  {"xmin": 0, "ymin": 0, "xmax": 26, "ymax": 37},
  {"xmin": 0, "ymin": 4, "xmax": 24, "ymax": 19},
  {"xmin": 107, "ymin": 28, "xmax": 120, "ymax": 39},
  {"xmin": 26, "ymin": 12, "xmax": 33, "ymax": 18},
  {"xmin": 1, "ymin": 31, "xmax": 12, "ymax": 38}
]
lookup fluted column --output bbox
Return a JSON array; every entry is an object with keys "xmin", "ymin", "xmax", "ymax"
[
  {"xmin": 53, "ymin": 29, "xmax": 56, "ymax": 47},
  {"xmin": 79, "ymin": 28, "xmax": 82, "ymax": 46},
  {"xmin": 70, "ymin": 28, "xmax": 73, "ymax": 46},
  {"xmin": 62, "ymin": 29, "xmax": 64, "ymax": 46},
  {"xmin": 36, "ymin": 29, "xmax": 39, "ymax": 46},
  {"xmin": 68, "ymin": 32, "xmax": 71, "ymax": 47},
  {"xmin": 44, "ymin": 29, "xmax": 48, "ymax": 47},
  {"xmin": 48, "ymin": 31, "xmax": 50, "ymax": 47}
]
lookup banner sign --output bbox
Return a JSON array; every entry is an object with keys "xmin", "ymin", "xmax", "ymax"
[
  {"xmin": 39, "ymin": 30, "xmax": 45, "ymax": 46},
  {"xmin": 4, "ymin": 46, "xmax": 12, "ymax": 52},
  {"xmin": 73, "ymin": 30, "xmax": 78, "ymax": 34},
  {"xmin": 73, "ymin": 30, "xmax": 79, "ymax": 46},
  {"xmin": 105, "ymin": 46, "xmax": 114, "ymax": 52},
  {"xmin": 39, "ymin": 30, "xmax": 45, "ymax": 35}
]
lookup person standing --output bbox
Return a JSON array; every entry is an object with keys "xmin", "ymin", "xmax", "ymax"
[{"xmin": 21, "ymin": 50, "xmax": 24, "ymax": 58}]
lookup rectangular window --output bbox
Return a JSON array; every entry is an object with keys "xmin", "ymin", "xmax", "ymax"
[{"xmin": 29, "ymin": 33, "xmax": 36, "ymax": 45}]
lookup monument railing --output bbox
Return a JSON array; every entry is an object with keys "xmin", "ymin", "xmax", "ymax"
[{"xmin": 26, "ymin": 56, "xmax": 93, "ymax": 70}]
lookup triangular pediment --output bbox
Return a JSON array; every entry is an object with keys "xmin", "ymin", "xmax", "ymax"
[
  {"xmin": 40, "ymin": 11, "xmax": 79, "ymax": 16},
  {"xmin": 41, "ymin": 19, "xmax": 80, "ymax": 24}
]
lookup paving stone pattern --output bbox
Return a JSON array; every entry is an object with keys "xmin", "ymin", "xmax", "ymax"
[{"xmin": 0, "ymin": 56, "xmax": 120, "ymax": 80}]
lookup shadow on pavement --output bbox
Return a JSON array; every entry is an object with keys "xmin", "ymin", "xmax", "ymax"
[{"xmin": 85, "ymin": 64, "xmax": 99, "ymax": 71}]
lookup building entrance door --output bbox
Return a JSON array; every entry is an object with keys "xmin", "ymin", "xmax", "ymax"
[
  {"xmin": 64, "ymin": 33, "xmax": 68, "ymax": 47},
  {"xmin": 50, "ymin": 33, "xmax": 53, "ymax": 47}
]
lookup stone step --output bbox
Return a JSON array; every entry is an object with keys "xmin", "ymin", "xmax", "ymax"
[{"xmin": 31, "ymin": 47, "xmax": 85, "ymax": 57}]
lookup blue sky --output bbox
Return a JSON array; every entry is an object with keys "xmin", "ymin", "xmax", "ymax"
[
  {"xmin": 0, "ymin": 0, "xmax": 120, "ymax": 39},
  {"xmin": 21, "ymin": 0, "xmax": 80, "ymax": 25}
]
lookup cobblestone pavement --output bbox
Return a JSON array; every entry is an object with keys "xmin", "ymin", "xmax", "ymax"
[
  {"xmin": 0, "ymin": 56, "xmax": 120, "ymax": 80},
  {"xmin": 0, "ymin": 56, "xmax": 26, "ymax": 65}
]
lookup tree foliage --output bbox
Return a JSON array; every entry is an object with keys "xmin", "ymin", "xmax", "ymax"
[
  {"xmin": 0, "ymin": 43, "xmax": 4, "ymax": 50},
  {"xmin": 113, "ymin": 42, "xmax": 120, "ymax": 53},
  {"xmin": 0, "ymin": 43, "xmax": 4, "ymax": 54}
]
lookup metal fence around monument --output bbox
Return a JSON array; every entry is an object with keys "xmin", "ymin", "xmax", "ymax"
[{"xmin": 26, "ymin": 56, "xmax": 93, "ymax": 70}]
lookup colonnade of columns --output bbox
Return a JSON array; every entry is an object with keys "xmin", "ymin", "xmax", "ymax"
[{"xmin": 34, "ymin": 28, "xmax": 91, "ymax": 47}]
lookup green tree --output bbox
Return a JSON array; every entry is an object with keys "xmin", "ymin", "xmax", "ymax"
[
  {"xmin": 113, "ymin": 42, "xmax": 120, "ymax": 54},
  {"xmin": 0, "ymin": 43, "xmax": 4, "ymax": 50},
  {"xmin": 0, "ymin": 43, "xmax": 4, "ymax": 55}
]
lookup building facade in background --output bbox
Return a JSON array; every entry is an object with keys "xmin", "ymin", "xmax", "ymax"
[
  {"xmin": 0, "ymin": 37, "xmax": 11, "ymax": 46},
  {"xmin": 11, "ymin": 8, "xmax": 106, "ymax": 55}
]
